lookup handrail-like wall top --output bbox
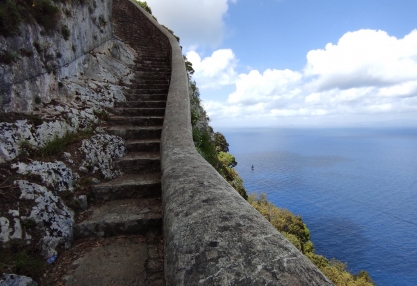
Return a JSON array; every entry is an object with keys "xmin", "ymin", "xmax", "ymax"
[{"xmin": 126, "ymin": 1, "xmax": 334, "ymax": 284}]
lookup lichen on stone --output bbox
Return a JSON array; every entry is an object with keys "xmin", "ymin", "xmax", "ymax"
[
  {"xmin": 13, "ymin": 161, "xmax": 78, "ymax": 192},
  {"xmin": 0, "ymin": 120, "xmax": 37, "ymax": 163},
  {"xmin": 0, "ymin": 274, "xmax": 37, "ymax": 286},
  {"xmin": 0, "ymin": 217, "xmax": 12, "ymax": 244},
  {"xmin": 79, "ymin": 134, "xmax": 126, "ymax": 180},
  {"xmin": 16, "ymin": 180, "xmax": 74, "ymax": 258}
]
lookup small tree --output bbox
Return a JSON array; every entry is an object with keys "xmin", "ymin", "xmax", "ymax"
[
  {"xmin": 135, "ymin": 0, "xmax": 152, "ymax": 14},
  {"xmin": 214, "ymin": 132, "xmax": 229, "ymax": 152}
]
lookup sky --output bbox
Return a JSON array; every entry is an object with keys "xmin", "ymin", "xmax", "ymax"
[{"xmin": 145, "ymin": 0, "xmax": 417, "ymax": 128}]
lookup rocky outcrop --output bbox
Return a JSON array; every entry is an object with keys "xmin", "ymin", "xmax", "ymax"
[
  {"xmin": 0, "ymin": 0, "xmax": 113, "ymax": 112},
  {"xmin": 0, "ymin": 0, "xmax": 140, "ymax": 266},
  {"xmin": 0, "ymin": 274, "xmax": 37, "ymax": 286}
]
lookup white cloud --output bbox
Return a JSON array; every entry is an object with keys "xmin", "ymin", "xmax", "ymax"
[
  {"xmin": 191, "ymin": 29, "xmax": 417, "ymax": 127},
  {"xmin": 228, "ymin": 69, "xmax": 303, "ymax": 105},
  {"xmin": 146, "ymin": 0, "xmax": 235, "ymax": 48},
  {"xmin": 304, "ymin": 29, "xmax": 417, "ymax": 91},
  {"xmin": 186, "ymin": 49, "xmax": 238, "ymax": 89}
]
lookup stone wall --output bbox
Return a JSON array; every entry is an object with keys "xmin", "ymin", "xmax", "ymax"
[
  {"xmin": 124, "ymin": 1, "xmax": 334, "ymax": 284},
  {"xmin": 0, "ymin": 0, "xmax": 113, "ymax": 112}
]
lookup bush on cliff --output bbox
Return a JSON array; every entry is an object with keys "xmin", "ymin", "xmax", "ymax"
[
  {"xmin": 188, "ymin": 78, "xmax": 248, "ymax": 199},
  {"xmin": 0, "ymin": 0, "xmax": 60, "ymax": 37},
  {"xmin": 249, "ymin": 193, "xmax": 374, "ymax": 286},
  {"xmin": 135, "ymin": 0, "xmax": 152, "ymax": 14}
]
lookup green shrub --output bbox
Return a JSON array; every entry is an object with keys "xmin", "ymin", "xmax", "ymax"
[
  {"xmin": 135, "ymin": 0, "xmax": 152, "ymax": 14},
  {"xmin": 162, "ymin": 24, "xmax": 180, "ymax": 42},
  {"xmin": 0, "ymin": 0, "xmax": 59, "ymax": 37},
  {"xmin": 98, "ymin": 15, "xmax": 107, "ymax": 27},
  {"xmin": 0, "ymin": 50, "xmax": 17, "ymax": 64},
  {"xmin": 0, "ymin": 240, "xmax": 45, "ymax": 278},
  {"xmin": 0, "ymin": 0, "xmax": 22, "ymax": 37},
  {"xmin": 248, "ymin": 193, "xmax": 374, "ymax": 285},
  {"xmin": 34, "ymin": 96, "xmax": 42, "ymax": 104},
  {"xmin": 40, "ymin": 129, "xmax": 93, "ymax": 158},
  {"xmin": 32, "ymin": 0, "xmax": 60, "ymax": 32},
  {"xmin": 19, "ymin": 48, "xmax": 34, "ymax": 57},
  {"xmin": 61, "ymin": 25, "xmax": 71, "ymax": 40},
  {"xmin": 93, "ymin": 109, "xmax": 110, "ymax": 120}
]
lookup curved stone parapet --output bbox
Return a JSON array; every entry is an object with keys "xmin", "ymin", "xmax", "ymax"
[{"xmin": 126, "ymin": 1, "xmax": 334, "ymax": 284}]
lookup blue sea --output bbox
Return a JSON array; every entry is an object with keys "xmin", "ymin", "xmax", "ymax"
[{"xmin": 220, "ymin": 127, "xmax": 417, "ymax": 286}]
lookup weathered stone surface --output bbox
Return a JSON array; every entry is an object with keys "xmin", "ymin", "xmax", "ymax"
[
  {"xmin": 106, "ymin": 125, "xmax": 162, "ymax": 140},
  {"xmin": 74, "ymin": 198, "xmax": 162, "ymax": 238},
  {"xmin": 0, "ymin": 274, "xmax": 37, "ymax": 286},
  {"xmin": 0, "ymin": 0, "xmax": 113, "ymax": 112},
  {"xmin": 153, "ymin": 2, "xmax": 334, "ymax": 284},
  {"xmin": 92, "ymin": 173, "xmax": 161, "ymax": 201},
  {"xmin": 13, "ymin": 161, "xmax": 77, "ymax": 192},
  {"xmin": 17, "ymin": 180, "xmax": 74, "ymax": 257},
  {"xmin": 0, "ymin": 120, "xmax": 38, "ymax": 163},
  {"xmin": 79, "ymin": 134, "xmax": 126, "ymax": 180},
  {"xmin": 64, "ymin": 239, "xmax": 147, "ymax": 286},
  {"xmin": 78, "ymin": 195, "xmax": 88, "ymax": 211},
  {"xmin": 114, "ymin": 152, "xmax": 160, "ymax": 174},
  {"xmin": 0, "ymin": 217, "xmax": 12, "ymax": 244}
]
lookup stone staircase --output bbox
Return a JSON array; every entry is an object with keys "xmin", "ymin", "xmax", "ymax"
[{"xmin": 63, "ymin": 18, "xmax": 170, "ymax": 286}]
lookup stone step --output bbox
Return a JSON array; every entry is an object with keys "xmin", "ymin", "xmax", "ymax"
[
  {"xmin": 129, "ymin": 84, "xmax": 168, "ymax": 90},
  {"xmin": 136, "ymin": 72, "xmax": 171, "ymax": 79},
  {"xmin": 74, "ymin": 198, "xmax": 162, "ymax": 238},
  {"xmin": 130, "ymin": 88, "xmax": 168, "ymax": 95},
  {"xmin": 107, "ymin": 125, "xmax": 162, "ymax": 140},
  {"xmin": 64, "ymin": 236, "xmax": 149, "ymax": 286},
  {"xmin": 137, "ymin": 52, "xmax": 168, "ymax": 57},
  {"xmin": 114, "ymin": 101, "xmax": 166, "ymax": 108},
  {"xmin": 115, "ymin": 152, "xmax": 160, "ymax": 174},
  {"xmin": 111, "ymin": 108, "xmax": 165, "ymax": 116},
  {"xmin": 107, "ymin": 115, "xmax": 163, "ymax": 126},
  {"xmin": 138, "ymin": 62, "xmax": 169, "ymax": 67},
  {"xmin": 131, "ymin": 78, "xmax": 169, "ymax": 85},
  {"xmin": 92, "ymin": 173, "xmax": 161, "ymax": 201},
  {"xmin": 126, "ymin": 139, "xmax": 160, "ymax": 152},
  {"xmin": 137, "ymin": 57, "xmax": 168, "ymax": 62},
  {"xmin": 134, "ymin": 67, "xmax": 170, "ymax": 73},
  {"xmin": 125, "ymin": 93, "xmax": 167, "ymax": 101}
]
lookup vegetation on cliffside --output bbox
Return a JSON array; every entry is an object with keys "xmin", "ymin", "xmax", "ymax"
[
  {"xmin": 0, "ymin": 0, "xmax": 64, "ymax": 37},
  {"xmin": 249, "ymin": 193, "xmax": 374, "ymax": 285},
  {"xmin": 184, "ymin": 55, "xmax": 374, "ymax": 285},
  {"xmin": 188, "ymin": 74, "xmax": 248, "ymax": 199}
]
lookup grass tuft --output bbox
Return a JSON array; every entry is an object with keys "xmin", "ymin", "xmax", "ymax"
[
  {"xmin": 0, "ymin": 0, "xmax": 60, "ymax": 37},
  {"xmin": 40, "ymin": 129, "xmax": 93, "ymax": 158},
  {"xmin": 0, "ymin": 240, "xmax": 45, "ymax": 278},
  {"xmin": 61, "ymin": 25, "xmax": 70, "ymax": 40}
]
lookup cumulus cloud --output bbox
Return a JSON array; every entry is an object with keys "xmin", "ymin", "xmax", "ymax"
[
  {"xmin": 186, "ymin": 49, "xmax": 238, "ymax": 89},
  {"xmin": 146, "ymin": 0, "xmax": 235, "ymax": 47},
  {"xmin": 228, "ymin": 69, "xmax": 303, "ymax": 105},
  {"xmin": 197, "ymin": 29, "xmax": 417, "ymax": 126},
  {"xmin": 304, "ymin": 29, "xmax": 417, "ymax": 91}
]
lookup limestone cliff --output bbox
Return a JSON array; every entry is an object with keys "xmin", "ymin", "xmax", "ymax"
[
  {"xmin": 0, "ymin": 0, "xmax": 143, "ymax": 282},
  {"xmin": 0, "ymin": 0, "xmax": 112, "ymax": 112}
]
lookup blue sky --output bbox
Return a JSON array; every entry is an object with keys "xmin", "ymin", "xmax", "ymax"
[{"xmin": 146, "ymin": 0, "xmax": 417, "ymax": 128}]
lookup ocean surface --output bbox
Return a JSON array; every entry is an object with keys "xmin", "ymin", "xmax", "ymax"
[{"xmin": 220, "ymin": 127, "xmax": 417, "ymax": 286}]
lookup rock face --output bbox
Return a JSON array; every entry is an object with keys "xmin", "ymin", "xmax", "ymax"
[
  {"xmin": 0, "ymin": 0, "xmax": 113, "ymax": 112},
  {"xmin": 79, "ymin": 134, "xmax": 126, "ymax": 179},
  {"xmin": 13, "ymin": 161, "xmax": 78, "ymax": 192},
  {"xmin": 17, "ymin": 180, "xmax": 74, "ymax": 258},
  {"xmin": 0, "ymin": 274, "xmax": 37, "ymax": 286},
  {"xmin": 0, "ymin": 0, "xmax": 139, "ymax": 268}
]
